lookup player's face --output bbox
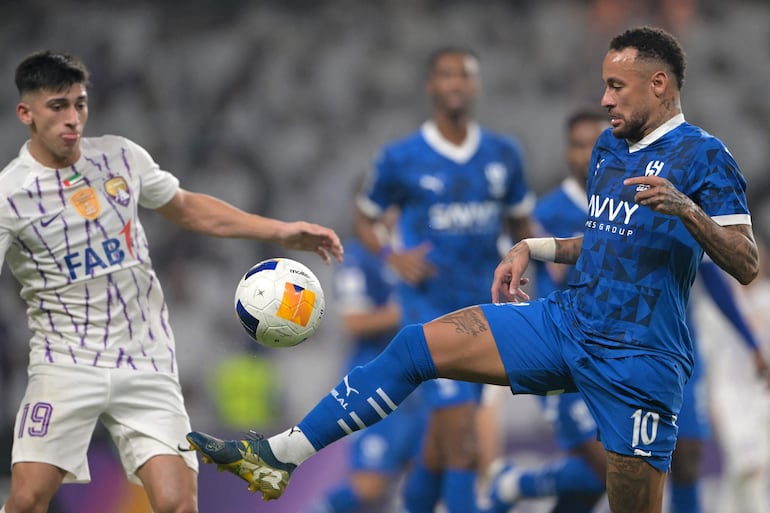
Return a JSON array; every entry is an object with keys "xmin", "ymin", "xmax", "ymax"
[
  {"xmin": 566, "ymin": 119, "xmax": 607, "ymax": 186},
  {"xmin": 600, "ymin": 48, "xmax": 658, "ymax": 142},
  {"xmin": 16, "ymin": 84, "xmax": 88, "ymax": 168},
  {"xmin": 426, "ymin": 53, "xmax": 479, "ymax": 119}
]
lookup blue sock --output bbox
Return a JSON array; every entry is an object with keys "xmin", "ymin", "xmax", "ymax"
[
  {"xmin": 518, "ymin": 456, "xmax": 605, "ymax": 497},
  {"xmin": 298, "ymin": 325, "xmax": 436, "ymax": 450},
  {"xmin": 402, "ymin": 460, "xmax": 442, "ymax": 513},
  {"xmin": 443, "ymin": 468, "xmax": 477, "ymax": 513},
  {"xmin": 305, "ymin": 484, "xmax": 359, "ymax": 513},
  {"xmin": 670, "ymin": 481, "xmax": 700, "ymax": 513}
]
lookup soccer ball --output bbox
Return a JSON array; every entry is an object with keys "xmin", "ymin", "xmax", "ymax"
[{"xmin": 234, "ymin": 258, "xmax": 325, "ymax": 348}]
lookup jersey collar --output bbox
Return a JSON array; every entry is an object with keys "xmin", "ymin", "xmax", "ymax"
[
  {"xmin": 562, "ymin": 176, "xmax": 589, "ymax": 213},
  {"xmin": 421, "ymin": 120, "xmax": 480, "ymax": 164},
  {"xmin": 627, "ymin": 113, "xmax": 685, "ymax": 153}
]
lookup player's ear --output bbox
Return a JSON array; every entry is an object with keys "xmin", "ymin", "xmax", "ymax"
[
  {"xmin": 651, "ymin": 70, "xmax": 668, "ymax": 97},
  {"xmin": 16, "ymin": 101, "xmax": 32, "ymax": 126}
]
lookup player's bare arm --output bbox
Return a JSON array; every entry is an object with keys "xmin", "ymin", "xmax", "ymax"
[
  {"xmin": 625, "ymin": 175, "xmax": 758, "ymax": 285},
  {"xmin": 156, "ymin": 188, "xmax": 343, "ymax": 263},
  {"xmin": 554, "ymin": 236, "xmax": 583, "ymax": 265},
  {"xmin": 491, "ymin": 236, "xmax": 582, "ymax": 303}
]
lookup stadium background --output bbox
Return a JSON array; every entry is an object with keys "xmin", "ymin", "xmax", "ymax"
[{"xmin": 0, "ymin": 1, "xmax": 768, "ymax": 511}]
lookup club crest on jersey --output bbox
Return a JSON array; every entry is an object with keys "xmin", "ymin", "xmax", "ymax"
[
  {"xmin": 419, "ymin": 175, "xmax": 444, "ymax": 194},
  {"xmin": 69, "ymin": 187, "xmax": 102, "ymax": 220},
  {"xmin": 637, "ymin": 160, "xmax": 665, "ymax": 192},
  {"xmin": 104, "ymin": 177, "xmax": 130, "ymax": 207},
  {"xmin": 485, "ymin": 162, "xmax": 507, "ymax": 198}
]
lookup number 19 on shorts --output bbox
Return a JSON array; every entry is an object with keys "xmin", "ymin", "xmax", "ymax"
[{"xmin": 17, "ymin": 402, "xmax": 53, "ymax": 438}]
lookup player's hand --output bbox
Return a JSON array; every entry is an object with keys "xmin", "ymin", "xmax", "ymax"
[
  {"xmin": 386, "ymin": 242, "xmax": 436, "ymax": 286},
  {"xmin": 624, "ymin": 175, "xmax": 695, "ymax": 216},
  {"xmin": 279, "ymin": 221, "xmax": 344, "ymax": 264},
  {"xmin": 491, "ymin": 241, "xmax": 530, "ymax": 304}
]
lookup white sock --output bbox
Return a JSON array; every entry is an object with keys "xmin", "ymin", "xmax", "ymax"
[
  {"xmin": 268, "ymin": 426, "xmax": 316, "ymax": 466},
  {"xmin": 497, "ymin": 468, "xmax": 522, "ymax": 503}
]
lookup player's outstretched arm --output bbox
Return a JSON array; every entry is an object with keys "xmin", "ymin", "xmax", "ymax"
[
  {"xmin": 155, "ymin": 188, "xmax": 344, "ymax": 263},
  {"xmin": 624, "ymin": 175, "xmax": 758, "ymax": 285}
]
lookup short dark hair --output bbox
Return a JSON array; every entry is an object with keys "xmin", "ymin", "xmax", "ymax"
[
  {"xmin": 15, "ymin": 50, "xmax": 90, "ymax": 96},
  {"xmin": 609, "ymin": 26, "xmax": 686, "ymax": 90},
  {"xmin": 425, "ymin": 45, "xmax": 479, "ymax": 76},
  {"xmin": 566, "ymin": 108, "xmax": 608, "ymax": 132}
]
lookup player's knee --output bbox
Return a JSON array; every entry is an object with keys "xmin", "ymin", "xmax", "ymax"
[
  {"xmin": 380, "ymin": 324, "xmax": 436, "ymax": 383},
  {"xmin": 4, "ymin": 489, "xmax": 52, "ymax": 513},
  {"xmin": 149, "ymin": 496, "xmax": 198, "ymax": 513}
]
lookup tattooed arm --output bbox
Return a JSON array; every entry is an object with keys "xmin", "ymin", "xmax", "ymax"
[
  {"xmin": 624, "ymin": 175, "xmax": 759, "ymax": 285},
  {"xmin": 491, "ymin": 236, "xmax": 583, "ymax": 303}
]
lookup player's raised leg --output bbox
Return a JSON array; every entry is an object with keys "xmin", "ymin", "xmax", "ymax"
[{"xmin": 186, "ymin": 305, "xmax": 509, "ymax": 501}]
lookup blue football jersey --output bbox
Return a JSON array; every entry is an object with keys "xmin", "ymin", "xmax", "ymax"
[
  {"xmin": 358, "ymin": 121, "xmax": 533, "ymax": 324},
  {"xmin": 557, "ymin": 115, "xmax": 751, "ymax": 371}
]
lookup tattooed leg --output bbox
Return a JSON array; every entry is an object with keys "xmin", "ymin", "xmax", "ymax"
[
  {"xmin": 422, "ymin": 306, "xmax": 509, "ymax": 385},
  {"xmin": 606, "ymin": 451, "xmax": 666, "ymax": 513}
]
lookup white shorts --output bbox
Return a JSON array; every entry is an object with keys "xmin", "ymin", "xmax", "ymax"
[{"xmin": 12, "ymin": 363, "xmax": 198, "ymax": 484}]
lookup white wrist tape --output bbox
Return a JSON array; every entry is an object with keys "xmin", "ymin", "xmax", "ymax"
[{"xmin": 523, "ymin": 237, "xmax": 556, "ymax": 262}]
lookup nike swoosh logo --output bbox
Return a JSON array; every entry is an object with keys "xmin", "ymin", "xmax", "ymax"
[{"xmin": 40, "ymin": 211, "xmax": 63, "ymax": 227}]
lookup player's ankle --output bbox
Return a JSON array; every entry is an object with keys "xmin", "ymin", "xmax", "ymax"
[{"xmin": 269, "ymin": 426, "xmax": 316, "ymax": 465}]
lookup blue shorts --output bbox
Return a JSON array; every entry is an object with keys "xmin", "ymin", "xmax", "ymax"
[
  {"xmin": 540, "ymin": 393, "xmax": 598, "ymax": 451},
  {"xmin": 482, "ymin": 300, "xmax": 687, "ymax": 472},
  {"xmin": 420, "ymin": 378, "xmax": 483, "ymax": 409}
]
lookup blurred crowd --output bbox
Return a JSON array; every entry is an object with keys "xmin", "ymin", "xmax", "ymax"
[{"xmin": 0, "ymin": 0, "xmax": 768, "ymax": 510}]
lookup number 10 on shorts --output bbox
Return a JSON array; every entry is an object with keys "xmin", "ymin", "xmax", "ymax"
[{"xmin": 630, "ymin": 409, "xmax": 660, "ymax": 448}]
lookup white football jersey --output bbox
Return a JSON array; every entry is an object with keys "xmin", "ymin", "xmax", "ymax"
[{"xmin": 0, "ymin": 135, "xmax": 180, "ymax": 372}]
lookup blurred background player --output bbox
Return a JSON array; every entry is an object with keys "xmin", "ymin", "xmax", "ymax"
[
  {"xmin": 480, "ymin": 109, "xmax": 767, "ymax": 513},
  {"xmin": 354, "ymin": 45, "xmax": 535, "ymax": 513},
  {"xmin": 303, "ymin": 200, "xmax": 426, "ymax": 513},
  {"xmin": 699, "ymin": 239, "xmax": 770, "ymax": 513}
]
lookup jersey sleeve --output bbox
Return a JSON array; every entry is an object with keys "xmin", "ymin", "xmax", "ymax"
[
  {"xmin": 356, "ymin": 147, "xmax": 404, "ymax": 219},
  {"xmin": 334, "ymin": 264, "xmax": 375, "ymax": 314},
  {"xmin": 124, "ymin": 139, "xmax": 180, "ymax": 210},
  {"xmin": 692, "ymin": 139, "xmax": 750, "ymax": 225}
]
